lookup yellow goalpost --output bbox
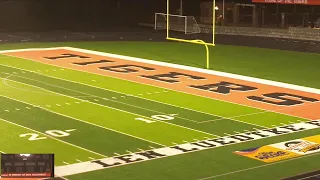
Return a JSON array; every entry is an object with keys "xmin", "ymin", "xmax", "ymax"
[{"xmin": 166, "ymin": 0, "xmax": 216, "ymax": 69}]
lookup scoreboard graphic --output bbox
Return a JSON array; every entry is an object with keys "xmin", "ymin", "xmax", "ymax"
[{"xmin": 0, "ymin": 154, "xmax": 54, "ymax": 178}]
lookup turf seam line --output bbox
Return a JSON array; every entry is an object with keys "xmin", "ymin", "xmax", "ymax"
[
  {"xmin": 1, "ymin": 76, "xmax": 218, "ymax": 138},
  {"xmin": 0, "ymin": 95, "xmax": 166, "ymax": 147},
  {"xmin": 1, "ymin": 73, "xmax": 93, "ymax": 98},
  {"xmin": 198, "ymin": 151, "xmax": 320, "ymax": 180},
  {"xmin": 0, "ymin": 64, "xmax": 273, "ymax": 129},
  {"xmin": 1, "ymin": 58, "xmax": 314, "ymax": 123},
  {"xmin": 0, "ymin": 117, "xmax": 107, "ymax": 158}
]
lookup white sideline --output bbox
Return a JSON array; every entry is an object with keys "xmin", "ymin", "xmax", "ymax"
[
  {"xmin": 54, "ymin": 120, "xmax": 320, "ymax": 177},
  {"xmin": 0, "ymin": 47, "xmax": 319, "ymax": 94}
]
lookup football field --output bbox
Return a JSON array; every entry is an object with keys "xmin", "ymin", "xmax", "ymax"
[{"xmin": 0, "ymin": 43, "xmax": 320, "ymax": 179}]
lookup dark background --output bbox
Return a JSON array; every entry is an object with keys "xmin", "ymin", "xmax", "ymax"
[
  {"xmin": 0, "ymin": 0, "xmax": 319, "ymax": 32},
  {"xmin": 0, "ymin": 0, "xmax": 319, "ymax": 53},
  {"xmin": 0, "ymin": 0, "xmax": 261, "ymax": 32},
  {"xmin": 0, "ymin": 0, "xmax": 178, "ymax": 32}
]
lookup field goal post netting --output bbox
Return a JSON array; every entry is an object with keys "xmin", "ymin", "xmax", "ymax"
[
  {"xmin": 154, "ymin": 0, "xmax": 216, "ymax": 69},
  {"xmin": 154, "ymin": 13, "xmax": 201, "ymax": 34}
]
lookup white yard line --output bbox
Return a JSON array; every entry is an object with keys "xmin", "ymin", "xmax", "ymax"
[
  {"xmin": 0, "ymin": 95, "xmax": 166, "ymax": 147},
  {"xmin": 1, "ymin": 46, "xmax": 319, "ymax": 94},
  {"xmin": 54, "ymin": 120, "xmax": 320, "ymax": 177},
  {"xmin": 1, "ymin": 77, "xmax": 218, "ymax": 138},
  {"xmin": 0, "ymin": 55, "xmax": 315, "ymax": 124},
  {"xmin": 58, "ymin": 176, "xmax": 70, "ymax": 180},
  {"xmin": 1, "ymin": 65, "xmax": 270, "ymax": 130},
  {"xmin": 0, "ymin": 117, "xmax": 107, "ymax": 158},
  {"xmin": 88, "ymin": 157, "xmax": 96, "ymax": 160},
  {"xmin": 199, "ymin": 111, "xmax": 270, "ymax": 123},
  {"xmin": 1, "ymin": 74, "xmax": 198, "ymax": 125}
]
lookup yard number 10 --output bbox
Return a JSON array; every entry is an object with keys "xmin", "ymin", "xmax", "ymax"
[{"xmin": 135, "ymin": 114, "xmax": 176, "ymax": 123}]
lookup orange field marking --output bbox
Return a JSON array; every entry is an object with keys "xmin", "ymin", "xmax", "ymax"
[{"xmin": 3, "ymin": 48, "xmax": 320, "ymax": 120}]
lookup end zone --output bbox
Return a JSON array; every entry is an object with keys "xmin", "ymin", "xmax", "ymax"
[{"xmin": 1, "ymin": 47, "xmax": 320, "ymax": 120}]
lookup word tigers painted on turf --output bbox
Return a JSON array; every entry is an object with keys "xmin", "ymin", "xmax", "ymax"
[
  {"xmin": 235, "ymin": 134, "xmax": 320, "ymax": 163},
  {"xmin": 3, "ymin": 47, "xmax": 320, "ymax": 120},
  {"xmin": 54, "ymin": 120, "xmax": 320, "ymax": 176}
]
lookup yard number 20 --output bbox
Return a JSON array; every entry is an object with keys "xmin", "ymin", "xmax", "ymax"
[{"xmin": 20, "ymin": 130, "xmax": 71, "ymax": 141}]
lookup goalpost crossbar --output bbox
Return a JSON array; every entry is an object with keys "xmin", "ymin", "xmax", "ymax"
[{"xmin": 163, "ymin": 0, "xmax": 216, "ymax": 69}]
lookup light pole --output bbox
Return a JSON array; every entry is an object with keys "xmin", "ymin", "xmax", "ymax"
[
  {"xmin": 180, "ymin": 0, "xmax": 183, "ymax": 15},
  {"xmin": 223, "ymin": 0, "xmax": 225, "ymax": 19}
]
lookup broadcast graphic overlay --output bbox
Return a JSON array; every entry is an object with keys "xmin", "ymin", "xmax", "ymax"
[{"xmin": 1, "ymin": 154, "xmax": 54, "ymax": 178}]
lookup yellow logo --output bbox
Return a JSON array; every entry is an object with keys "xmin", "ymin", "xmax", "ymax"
[
  {"xmin": 299, "ymin": 144, "xmax": 320, "ymax": 153},
  {"xmin": 234, "ymin": 146, "xmax": 300, "ymax": 163}
]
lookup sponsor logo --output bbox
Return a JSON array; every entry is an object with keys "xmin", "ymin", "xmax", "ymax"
[
  {"xmin": 300, "ymin": 144, "xmax": 320, "ymax": 153},
  {"xmin": 55, "ymin": 121, "xmax": 320, "ymax": 177},
  {"xmin": 273, "ymin": 139, "xmax": 320, "ymax": 155},
  {"xmin": 235, "ymin": 133, "xmax": 320, "ymax": 163},
  {"xmin": 235, "ymin": 146, "xmax": 299, "ymax": 163},
  {"xmin": 255, "ymin": 151, "xmax": 289, "ymax": 160}
]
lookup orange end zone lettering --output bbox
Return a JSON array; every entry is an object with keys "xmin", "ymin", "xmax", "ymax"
[{"xmin": 3, "ymin": 47, "xmax": 320, "ymax": 120}]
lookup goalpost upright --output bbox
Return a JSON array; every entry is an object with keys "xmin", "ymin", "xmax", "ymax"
[{"xmin": 164, "ymin": 0, "xmax": 216, "ymax": 69}]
